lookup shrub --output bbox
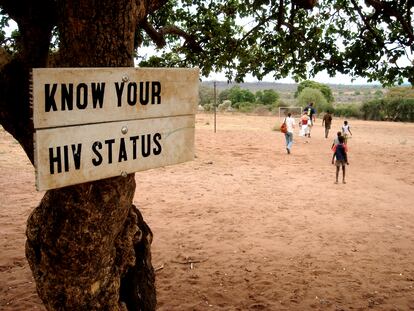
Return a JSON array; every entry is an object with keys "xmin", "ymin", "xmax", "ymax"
[
  {"xmin": 238, "ymin": 102, "xmax": 256, "ymax": 113},
  {"xmin": 218, "ymin": 100, "xmax": 232, "ymax": 112},
  {"xmin": 252, "ymin": 105, "xmax": 272, "ymax": 115},
  {"xmin": 256, "ymin": 89, "xmax": 280, "ymax": 107},
  {"xmin": 398, "ymin": 99, "xmax": 414, "ymax": 121},
  {"xmin": 361, "ymin": 98, "xmax": 414, "ymax": 121},
  {"xmin": 333, "ymin": 104, "xmax": 362, "ymax": 118},
  {"xmin": 361, "ymin": 99, "xmax": 385, "ymax": 120}
]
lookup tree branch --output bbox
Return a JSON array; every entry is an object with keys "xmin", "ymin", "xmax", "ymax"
[
  {"xmin": 160, "ymin": 25, "xmax": 203, "ymax": 52},
  {"xmin": 140, "ymin": 18, "xmax": 203, "ymax": 52},
  {"xmin": 146, "ymin": 0, "xmax": 169, "ymax": 16},
  {"xmin": 349, "ymin": 0, "xmax": 384, "ymax": 46},
  {"xmin": 365, "ymin": 0, "xmax": 414, "ymax": 43},
  {"xmin": 277, "ymin": 0, "xmax": 285, "ymax": 30},
  {"xmin": 140, "ymin": 18, "xmax": 166, "ymax": 48}
]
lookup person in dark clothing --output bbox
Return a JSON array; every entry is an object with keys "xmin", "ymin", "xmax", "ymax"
[
  {"xmin": 331, "ymin": 135, "xmax": 349, "ymax": 184},
  {"xmin": 322, "ymin": 110, "xmax": 333, "ymax": 138}
]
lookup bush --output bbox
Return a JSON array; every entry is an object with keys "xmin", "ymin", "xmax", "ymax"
[
  {"xmin": 237, "ymin": 102, "xmax": 256, "ymax": 113},
  {"xmin": 333, "ymin": 104, "xmax": 362, "ymax": 118},
  {"xmin": 256, "ymin": 89, "xmax": 280, "ymax": 107},
  {"xmin": 361, "ymin": 98, "xmax": 414, "ymax": 121},
  {"xmin": 218, "ymin": 100, "xmax": 232, "ymax": 112},
  {"xmin": 361, "ymin": 99, "xmax": 385, "ymax": 120},
  {"xmin": 398, "ymin": 99, "xmax": 414, "ymax": 121},
  {"xmin": 202, "ymin": 103, "xmax": 212, "ymax": 112},
  {"xmin": 252, "ymin": 105, "xmax": 272, "ymax": 115}
]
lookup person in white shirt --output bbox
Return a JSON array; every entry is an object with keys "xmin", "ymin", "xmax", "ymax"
[
  {"xmin": 284, "ymin": 113, "xmax": 296, "ymax": 154},
  {"xmin": 299, "ymin": 111, "xmax": 310, "ymax": 138},
  {"xmin": 341, "ymin": 120, "xmax": 352, "ymax": 144}
]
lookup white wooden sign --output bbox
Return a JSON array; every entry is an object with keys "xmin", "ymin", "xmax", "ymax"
[
  {"xmin": 32, "ymin": 67, "xmax": 198, "ymax": 128},
  {"xmin": 32, "ymin": 67, "xmax": 198, "ymax": 191}
]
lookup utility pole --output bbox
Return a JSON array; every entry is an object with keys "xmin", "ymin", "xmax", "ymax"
[{"xmin": 213, "ymin": 81, "xmax": 217, "ymax": 133}]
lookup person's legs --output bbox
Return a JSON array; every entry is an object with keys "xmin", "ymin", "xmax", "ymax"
[
  {"xmin": 304, "ymin": 125, "xmax": 309, "ymax": 138},
  {"xmin": 325, "ymin": 127, "xmax": 329, "ymax": 138},
  {"xmin": 287, "ymin": 132, "xmax": 293, "ymax": 151},
  {"xmin": 284, "ymin": 133, "xmax": 290, "ymax": 153},
  {"xmin": 335, "ymin": 165, "xmax": 340, "ymax": 183},
  {"xmin": 342, "ymin": 164, "xmax": 346, "ymax": 183}
]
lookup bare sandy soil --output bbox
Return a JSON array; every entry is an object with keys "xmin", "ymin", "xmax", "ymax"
[{"xmin": 1, "ymin": 113, "xmax": 414, "ymax": 311}]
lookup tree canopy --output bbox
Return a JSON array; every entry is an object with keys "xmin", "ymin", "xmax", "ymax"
[
  {"xmin": 256, "ymin": 89, "xmax": 280, "ymax": 106},
  {"xmin": 227, "ymin": 86, "xmax": 256, "ymax": 107},
  {"xmin": 294, "ymin": 80, "xmax": 334, "ymax": 103},
  {"xmin": 2, "ymin": 0, "xmax": 413, "ymax": 87},
  {"xmin": 135, "ymin": 0, "xmax": 413, "ymax": 86},
  {"xmin": 297, "ymin": 87, "xmax": 333, "ymax": 112}
]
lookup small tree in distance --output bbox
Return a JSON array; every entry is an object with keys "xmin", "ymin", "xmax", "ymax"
[
  {"xmin": 295, "ymin": 80, "xmax": 334, "ymax": 103},
  {"xmin": 227, "ymin": 86, "xmax": 255, "ymax": 109},
  {"xmin": 256, "ymin": 89, "xmax": 280, "ymax": 108},
  {"xmin": 297, "ymin": 87, "xmax": 333, "ymax": 113}
]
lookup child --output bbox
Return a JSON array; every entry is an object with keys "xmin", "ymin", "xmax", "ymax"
[
  {"xmin": 299, "ymin": 111, "xmax": 310, "ymax": 138},
  {"xmin": 332, "ymin": 135, "xmax": 349, "ymax": 184},
  {"xmin": 341, "ymin": 120, "xmax": 352, "ymax": 144},
  {"xmin": 331, "ymin": 131, "xmax": 342, "ymax": 149}
]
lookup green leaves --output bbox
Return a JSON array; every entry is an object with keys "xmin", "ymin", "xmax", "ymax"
[
  {"xmin": 139, "ymin": 0, "xmax": 413, "ymax": 86},
  {"xmin": 1, "ymin": 0, "xmax": 412, "ymax": 86},
  {"xmin": 295, "ymin": 80, "xmax": 334, "ymax": 103}
]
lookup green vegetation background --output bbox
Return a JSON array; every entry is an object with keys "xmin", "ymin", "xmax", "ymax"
[{"xmin": 199, "ymin": 81, "xmax": 414, "ymax": 122}]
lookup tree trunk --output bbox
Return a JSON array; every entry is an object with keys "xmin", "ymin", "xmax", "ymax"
[
  {"xmin": 26, "ymin": 177, "xmax": 156, "ymax": 310},
  {"xmin": 23, "ymin": 1, "xmax": 156, "ymax": 310}
]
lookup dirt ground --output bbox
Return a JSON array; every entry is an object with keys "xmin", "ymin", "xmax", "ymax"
[{"xmin": 1, "ymin": 112, "xmax": 414, "ymax": 311}]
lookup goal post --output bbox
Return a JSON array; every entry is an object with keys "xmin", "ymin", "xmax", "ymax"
[{"xmin": 278, "ymin": 106, "xmax": 303, "ymax": 120}]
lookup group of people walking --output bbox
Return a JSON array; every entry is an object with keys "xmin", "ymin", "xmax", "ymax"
[
  {"xmin": 281, "ymin": 102, "xmax": 353, "ymax": 183},
  {"xmin": 283, "ymin": 102, "xmax": 316, "ymax": 154}
]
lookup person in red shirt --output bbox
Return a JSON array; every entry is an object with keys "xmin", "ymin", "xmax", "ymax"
[{"xmin": 332, "ymin": 135, "xmax": 349, "ymax": 184}]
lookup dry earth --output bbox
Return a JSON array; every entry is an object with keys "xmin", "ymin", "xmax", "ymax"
[{"xmin": 1, "ymin": 112, "xmax": 414, "ymax": 311}]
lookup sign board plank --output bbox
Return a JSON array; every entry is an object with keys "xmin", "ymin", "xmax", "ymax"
[
  {"xmin": 34, "ymin": 115, "xmax": 195, "ymax": 191},
  {"xmin": 32, "ymin": 67, "xmax": 199, "ymax": 129}
]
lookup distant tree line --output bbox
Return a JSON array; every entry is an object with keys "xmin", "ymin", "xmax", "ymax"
[
  {"xmin": 199, "ymin": 85, "xmax": 281, "ymax": 113},
  {"xmin": 199, "ymin": 81, "xmax": 414, "ymax": 122},
  {"xmin": 333, "ymin": 87, "xmax": 414, "ymax": 121}
]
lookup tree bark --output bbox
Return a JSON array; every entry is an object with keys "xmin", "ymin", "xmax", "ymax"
[{"xmin": 14, "ymin": 1, "xmax": 157, "ymax": 310}]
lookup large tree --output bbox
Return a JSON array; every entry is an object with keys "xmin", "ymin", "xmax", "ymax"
[
  {"xmin": 0, "ymin": 1, "xmax": 161, "ymax": 310},
  {"xmin": 0, "ymin": 0, "xmax": 412, "ymax": 310}
]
